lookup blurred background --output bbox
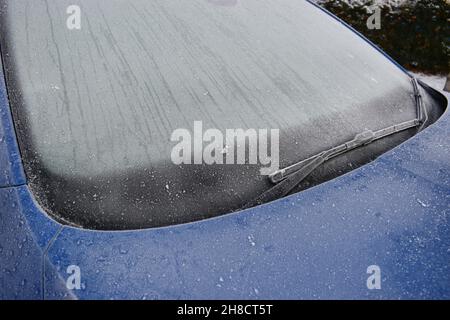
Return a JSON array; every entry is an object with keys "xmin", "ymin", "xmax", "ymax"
[{"xmin": 315, "ymin": 0, "xmax": 449, "ymax": 91}]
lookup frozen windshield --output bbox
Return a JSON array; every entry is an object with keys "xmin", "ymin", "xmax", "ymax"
[{"xmin": 0, "ymin": 0, "xmax": 427, "ymax": 229}]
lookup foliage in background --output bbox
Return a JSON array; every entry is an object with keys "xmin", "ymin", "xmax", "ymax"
[{"xmin": 318, "ymin": 0, "xmax": 449, "ymax": 75}]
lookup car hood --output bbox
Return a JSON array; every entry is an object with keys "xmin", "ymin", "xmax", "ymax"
[{"xmin": 1, "ymin": 90, "xmax": 448, "ymax": 299}]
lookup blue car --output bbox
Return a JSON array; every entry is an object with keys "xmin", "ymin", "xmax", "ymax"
[{"xmin": 0, "ymin": 0, "xmax": 449, "ymax": 300}]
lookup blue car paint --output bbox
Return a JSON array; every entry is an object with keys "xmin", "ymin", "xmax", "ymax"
[
  {"xmin": 2, "ymin": 107, "xmax": 449, "ymax": 299},
  {"xmin": 0, "ymin": 63, "xmax": 26, "ymax": 188},
  {"xmin": 0, "ymin": 3, "xmax": 449, "ymax": 300}
]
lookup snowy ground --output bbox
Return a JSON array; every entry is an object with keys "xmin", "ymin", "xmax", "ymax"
[{"xmin": 410, "ymin": 72, "xmax": 447, "ymax": 92}]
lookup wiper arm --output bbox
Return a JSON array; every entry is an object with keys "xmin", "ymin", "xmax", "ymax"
[
  {"xmin": 243, "ymin": 77, "xmax": 427, "ymax": 209},
  {"xmin": 411, "ymin": 77, "xmax": 428, "ymax": 130}
]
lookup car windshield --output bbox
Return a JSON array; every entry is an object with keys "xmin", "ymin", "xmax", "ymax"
[{"xmin": 0, "ymin": 0, "xmax": 439, "ymax": 230}]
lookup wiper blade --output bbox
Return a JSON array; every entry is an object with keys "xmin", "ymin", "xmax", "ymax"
[
  {"xmin": 243, "ymin": 77, "xmax": 427, "ymax": 209},
  {"xmin": 268, "ymin": 124, "xmax": 417, "ymax": 185}
]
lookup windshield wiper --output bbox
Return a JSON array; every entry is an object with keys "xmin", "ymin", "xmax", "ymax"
[{"xmin": 243, "ymin": 77, "xmax": 427, "ymax": 209}]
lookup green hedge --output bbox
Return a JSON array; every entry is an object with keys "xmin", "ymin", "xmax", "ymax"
[{"xmin": 319, "ymin": 0, "xmax": 449, "ymax": 75}]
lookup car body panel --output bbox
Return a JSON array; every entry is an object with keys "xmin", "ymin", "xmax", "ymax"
[
  {"xmin": 0, "ymin": 61, "xmax": 26, "ymax": 188},
  {"xmin": 0, "ymin": 1, "xmax": 449, "ymax": 299},
  {"xmin": 1, "ymin": 101, "xmax": 449, "ymax": 299}
]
